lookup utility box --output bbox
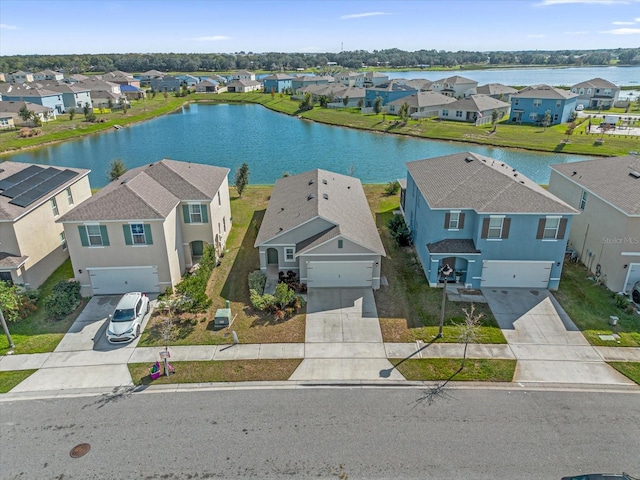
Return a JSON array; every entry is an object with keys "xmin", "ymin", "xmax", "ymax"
[
  {"xmin": 213, "ymin": 308, "xmax": 231, "ymax": 330},
  {"xmin": 603, "ymin": 115, "xmax": 619, "ymax": 126}
]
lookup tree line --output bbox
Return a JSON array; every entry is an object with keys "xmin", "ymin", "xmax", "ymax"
[{"xmin": 1, "ymin": 48, "xmax": 638, "ymax": 74}]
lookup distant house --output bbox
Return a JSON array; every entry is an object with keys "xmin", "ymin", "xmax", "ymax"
[
  {"xmin": 231, "ymin": 70, "xmax": 256, "ymax": 82},
  {"xmin": 32, "ymin": 70, "xmax": 64, "ymax": 82},
  {"xmin": 295, "ymin": 84, "xmax": 365, "ymax": 107},
  {"xmin": 0, "ymin": 112, "xmax": 15, "ymax": 130},
  {"xmin": 336, "ymin": 71, "xmax": 365, "ymax": 88},
  {"xmin": 100, "ymin": 70, "xmax": 140, "ymax": 88},
  {"xmin": 570, "ymin": 78, "xmax": 620, "ymax": 109},
  {"xmin": 365, "ymin": 80, "xmax": 418, "ymax": 108},
  {"xmin": 386, "ymin": 91, "xmax": 456, "ymax": 118},
  {"xmin": 262, "ymin": 73, "xmax": 293, "ymax": 93},
  {"xmin": 176, "ymin": 75, "xmax": 200, "ymax": 87},
  {"xmin": 438, "ymin": 94, "xmax": 510, "ymax": 124},
  {"xmin": 140, "ymin": 70, "xmax": 164, "ymax": 86},
  {"xmin": 255, "ymin": 169, "xmax": 386, "ymax": 289},
  {"xmin": 431, "ymin": 75, "xmax": 478, "ymax": 98},
  {"xmin": 403, "ymin": 78, "xmax": 434, "ymax": 92},
  {"xmin": 0, "ymin": 162, "xmax": 91, "ymax": 289},
  {"xmin": 119, "ymin": 84, "xmax": 145, "ymax": 100},
  {"xmin": 509, "ymin": 84, "xmax": 578, "ymax": 125},
  {"xmin": 226, "ymin": 79, "xmax": 262, "ymax": 93},
  {"xmin": 6, "ymin": 71, "xmax": 34, "ymax": 83},
  {"xmin": 402, "ymin": 152, "xmax": 577, "ymax": 290},
  {"xmin": 291, "ymin": 75, "xmax": 333, "ymax": 92},
  {"xmin": 75, "ymin": 77, "xmax": 124, "ymax": 107},
  {"xmin": 0, "ymin": 101, "xmax": 57, "ymax": 125},
  {"xmin": 59, "ymin": 159, "xmax": 232, "ymax": 296},
  {"xmin": 363, "ymin": 71, "xmax": 389, "ymax": 87},
  {"xmin": 195, "ymin": 79, "xmax": 225, "ymax": 94},
  {"xmin": 0, "ymin": 85, "xmax": 65, "ymax": 114},
  {"xmin": 476, "ymin": 83, "xmax": 519, "ymax": 102},
  {"xmin": 549, "ymin": 155, "xmax": 640, "ymax": 294},
  {"xmin": 149, "ymin": 75, "xmax": 182, "ymax": 93},
  {"xmin": 40, "ymin": 83, "xmax": 93, "ymax": 111}
]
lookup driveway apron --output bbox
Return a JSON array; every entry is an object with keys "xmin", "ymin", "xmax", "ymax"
[
  {"xmin": 483, "ymin": 288, "xmax": 634, "ymax": 385},
  {"xmin": 289, "ymin": 288, "xmax": 404, "ymax": 381}
]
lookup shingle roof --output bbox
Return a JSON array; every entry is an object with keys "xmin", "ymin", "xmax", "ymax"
[
  {"xmin": 445, "ymin": 94, "xmax": 510, "ymax": 112},
  {"xmin": 512, "ymin": 84, "xmax": 578, "ymax": 100},
  {"xmin": 254, "ymin": 169, "xmax": 385, "ymax": 255},
  {"xmin": 406, "ymin": 152, "xmax": 578, "ymax": 214},
  {"xmin": 0, "ymin": 252, "xmax": 29, "ymax": 269},
  {"xmin": 0, "ymin": 101, "xmax": 53, "ymax": 114},
  {"xmin": 571, "ymin": 77, "xmax": 618, "ymax": 89},
  {"xmin": 477, "ymin": 83, "xmax": 519, "ymax": 96},
  {"xmin": 438, "ymin": 75, "xmax": 477, "ymax": 85},
  {"xmin": 387, "ymin": 91, "xmax": 456, "ymax": 109},
  {"xmin": 551, "ymin": 155, "xmax": 640, "ymax": 216},
  {"xmin": 427, "ymin": 239, "xmax": 480, "ymax": 254},
  {"xmin": 58, "ymin": 159, "xmax": 229, "ymax": 222},
  {"xmin": 263, "ymin": 74, "xmax": 294, "ymax": 80},
  {"xmin": 368, "ymin": 80, "xmax": 417, "ymax": 93}
]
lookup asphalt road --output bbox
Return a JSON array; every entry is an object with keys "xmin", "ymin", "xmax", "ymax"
[{"xmin": 1, "ymin": 386, "xmax": 639, "ymax": 479}]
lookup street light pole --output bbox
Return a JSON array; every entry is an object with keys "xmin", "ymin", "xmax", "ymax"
[
  {"xmin": 437, "ymin": 264, "xmax": 453, "ymax": 339},
  {"xmin": 0, "ymin": 308, "xmax": 15, "ymax": 349}
]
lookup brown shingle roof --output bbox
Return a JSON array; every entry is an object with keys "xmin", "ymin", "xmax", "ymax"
[
  {"xmin": 512, "ymin": 84, "xmax": 578, "ymax": 100},
  {"xmin": 477, "ymin": 83, "xmax": 518, "ymax": 96},
  {"xmin": 406, "ymin": 152, "xmax": 578, "ymax": 214},
  {"xmin": 551, "ymin": 155, "xmax": 640, "ymax": 216},
  {"xmin": 58, "ymin": 159, "xmax": 229, "ymax": 222},
  {"xmin": 255, "ymin": 169, "xmax": 385, "ymax": 255},
  {"xmin": 571, "ymin": 77, "xmax": 618, "ymax": 89}
]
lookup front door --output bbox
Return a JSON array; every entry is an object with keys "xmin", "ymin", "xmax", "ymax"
[
  {"xmin": 267, "ymin": 248, "xmax": 278, "ymax": 265},
  {"xmin": 191, "ymin": 241, "xmax": 204, "ymax": 257}
]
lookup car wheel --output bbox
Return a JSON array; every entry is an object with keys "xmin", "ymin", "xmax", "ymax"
[
  {"xmin": 136, "ymin": 325, "xmax": 141, "ymax": 338},
  {"xmin": 633, "ymin": 290, "xmax": 640, "ymax": 304}
]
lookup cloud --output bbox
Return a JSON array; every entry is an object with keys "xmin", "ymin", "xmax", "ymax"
[
  {"xmin": 340, "ymin": 12, "xmax": 390, "ymax": 20},
  {"xmin": 538, "ymin": 0, "xmax": 635, "ymax": 4},
  {"xmin": 194, "ymin": 35, "xmax": 230, "ymax": 42},
  {"xmin": 612, "ymin": 21, "xmax": 635, "ymax": 24},
  {"xmin": 600, "ymin": 27, "xmax": 640, "ymax": 33},
  {"xmin": 527, "ymin": 34, "xmax": 547, "ymax": 38},
  {"xmin": 0, "ymin": 23, "xmax": 18, "ymax": 30},
  {"xmin": 565, "ymin": 30, "xmax": 590, "ymax": 34}
]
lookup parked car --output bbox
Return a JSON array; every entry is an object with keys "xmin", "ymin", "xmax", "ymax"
[
  {"xmin": 576, "ymin": 104, "xmax": 585, "ymax": 111},
  {"xmin": 632, "ymin": 281, "xmax": 640, "ymax": 304},
  {"xmin": 106, "ymin": 292, "xmax": 150, "ymax": 343}
]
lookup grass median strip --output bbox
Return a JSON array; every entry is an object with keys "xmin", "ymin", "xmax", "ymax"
[
  {"xmin": 392, "ymin": 358, "xmax": 516, "ymax": 382},
  {"xmin": 608, "ymin": 362, "xmax": 640, "ymax": 385},
  {"xmin": 128, "ymin": 359, "xmax": 302, "ymax": 385},
  {"xmin": 0, "ymin": 370, "xmax": 37, "ymax": 393}
]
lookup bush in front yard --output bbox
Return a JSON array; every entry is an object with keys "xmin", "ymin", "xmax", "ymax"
[
  {"xmin": 248, "ymin": 270, "xmax": 266, "ymax": 294},
  {"xmin": 249, "ymin": 282, "xmax": 304, "ymax": 319},
  {"xmin": 387, "ymin": 214, "xmax": 412, "ymax": 246},
  {"xmin": 174, "ymin": 244, "xmax": 216, "ymax": 313},
  {"xmin": 43, "ymin": 280, "xmax": 81, "ymax": 320}
]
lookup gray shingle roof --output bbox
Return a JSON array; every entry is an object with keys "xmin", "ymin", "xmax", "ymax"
[
  {"xmin": 512, "ymin": 84, "xmax": 578, "ymax": 100},
  {"xmin": 571, "ymin": 77, "xmax": 618, "ymax": 89},
  {"xmin": 406, "ymin": 152, "xmax": 578, "ymax": 214},
  {"xmin": 477, "ymin": 83, "xmax": 519, "ymax": 96},
  {"xmin": 427, "ymin": 239, "xmax": 480, "ymax": 254},
  {"xmin": 255, "ymin": 169, "xmax": 385, "ymax": 255},
  {"xmin": 551, "ymin": 155, "xmax": 640, "ymax": 216},
  {"xmin": 445, "ymin": 94, "xmax": 510, "ymax": 112},
  {"xmin": 0, "ymin": 252, "xmax": 29, "ymax": 268},
  {"xmin": 388, "ymin": 91, "xmax": 456, "ymax": 108},
  {"xmin": 58, "ymin": 159, "xmax": 229, "ymax": 222}
]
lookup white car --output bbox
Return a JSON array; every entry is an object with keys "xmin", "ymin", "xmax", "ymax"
[
  {"xmin": 576, "ymin": 104, "xmax": 585, "ymax": 111},
  {"xmin": 632, "ymin": 281, "xmax": 640, "ymax": 304},
  {"xmin": 107, "ymin": 292, "xmax": 150, "ymax": 344}
]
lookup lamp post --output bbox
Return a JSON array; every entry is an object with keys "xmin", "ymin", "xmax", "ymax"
[{"xmin": 437, "ymin": 264, "xmax": 453, "ymax": 339}]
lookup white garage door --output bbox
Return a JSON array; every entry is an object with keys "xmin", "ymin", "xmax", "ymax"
[
  {"xmin": 88, "ymin": 266, "xmax": 159, "ymax": 295},
  {"xmin": 624, "ymin": 263, "xmax": 640, "ymax": 293},
  {"xmin": 481, "ymin": 260, "xmax": 552, "ymax": 288},
  {"xmin": 307, "ymin": 261, "xmax": 373, "ymax": 288}
]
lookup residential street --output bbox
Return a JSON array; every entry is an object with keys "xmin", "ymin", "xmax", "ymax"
[{"xmin": 1, "ymin": 387, "xmax": 639, "ymax": 479}]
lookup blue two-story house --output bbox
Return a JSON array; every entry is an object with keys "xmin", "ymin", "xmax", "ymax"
[
  {"xmin": 402, "ymin": 152, "xmax": 578, "ymax": 290},
  {"xmin": 365, "ymin": 80, "xmax": 417, "ymax": 108},
  {"xmin": 262, "ymin": 73, "xmax": 293, "ymax": 93},
  {"xmin": 509, "ymin": 84, "xmax": 578, "ymax": 125}
]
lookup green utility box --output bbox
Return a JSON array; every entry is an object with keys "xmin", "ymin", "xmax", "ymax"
[{"xmin": 213, "ymin": 308, "xmax": 231, "ymax": 330}]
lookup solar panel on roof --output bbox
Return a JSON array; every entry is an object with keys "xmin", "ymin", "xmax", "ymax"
[
  {"xmin": 1, "ymin": 167, "xmax": 59, "ymax": 198},
  {"xmin": 0, "ymin": 165, "xmax": 44, "ymax": 192},
  {"xmin": 9, "ymin": 169, "xmax": 78, "ymax": 208}
]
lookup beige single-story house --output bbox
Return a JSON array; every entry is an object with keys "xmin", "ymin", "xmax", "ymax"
[
  {"xmin": 255, "ymin": 169, "xmax": 386, "ymax": 289},
  {"xmin": 439, "ymin": 94, "xmax": 510, "ymax": 124},
  {"xmin": 386, "ymin": 91, "xmax": 456, "ymax": 118},
  {"xmin": 549, "ymin": 155, "xmax": 640, "ymax": 294},
  {"xmin": 226, "ymin": 79, "xmax": 262, "ymax": 93},
  {"xmin": 58, "ymin": 159, "xmax": 231, "ymax": 296},
  {"xmin": 0, "ymin": 162, "xmax": 91, "ymax": 289}
]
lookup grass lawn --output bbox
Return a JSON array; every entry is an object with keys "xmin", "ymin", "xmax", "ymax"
[
  {"xmin": 0, "ymin": 369, "xmax": 37, "ymax": 393},
  {"xmin": 554, "ymin": 261, "xmax": 640, "ymax": 347},
  {"xmin": 128, "ymin": 359, "xmax": 302, "ymax": 385},
  {"xmin": 392, "ymin": 358, "xmax": 516, "ymax": 382},
  {"xmin": 608, "ymin": 362, "xmax": 640, "ymax": 384},
  {"xmin": 138, "ymin": 186, "xmax": 306, "ymax": 347},
  {"xmin": 365, "ymin": 185, "xmax": 506, "ymax": 344},
  {"xmin": 0, "ymin": 258, "xmax": 86, "ymax": 355}
]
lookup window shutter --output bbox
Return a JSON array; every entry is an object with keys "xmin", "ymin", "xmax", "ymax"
[
  {"xmin": 444, "ymin": 213, "xmax": 450, "ymax": 229},
  {"xmin": 557, "ymin": 218, "xmax": 567, "ymax": 239},
  {"xmin": 100, "ymin": 225, "xmax": 110, "ymax": 246},
  {"xmin": 201, "ymin": 205, "xmax": 208, "ymax": 223},
  {"xmin": 481, "ymin": 218, "xmax": 489, "ymax": 239},
  {"xmin": 78, "ymin": 226, "xmax": 89, "ymax": 247},
  {"xmin": 459, "ymin": 213, "xmax": 465, "ymax": 229},
  {"xmin": 144, "ymin": 224, "xmax": 153, "ymax": 245},
  {"xmin": 536, "ymin": 219, "xmax": 545, "ymax": 239},
  {"xmin": 502, "ymin": 218, "xmax": 511, "ymax": 239},
  {"xmin": 123, "ymin": 225, "xmax": 133, "ymax": 245},
  {"xmin": 182, "ymin": 204, "xmax": 191, "ymax": 224}
]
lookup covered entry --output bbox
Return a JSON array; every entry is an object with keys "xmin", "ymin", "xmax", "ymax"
[
  {"xmin": 481, "ymin": 260, "xmax": 552, "ymax": 288},
  {"xmin": 307, "ymin": 261, "xmax": 373, "ymax": 288},
  {"xmin": 88, "ymin": 266, "xmax": 159, "ymax": 295}
]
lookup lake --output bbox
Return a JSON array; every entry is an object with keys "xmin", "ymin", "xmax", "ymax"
[{"xmin": 3, "ymin": 103, "xmax": 589, "ymax": 188}]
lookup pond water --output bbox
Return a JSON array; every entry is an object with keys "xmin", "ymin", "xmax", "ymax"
[{"xmin": 4, "ymin": 103, "xmax": 589, "ymax": 188}]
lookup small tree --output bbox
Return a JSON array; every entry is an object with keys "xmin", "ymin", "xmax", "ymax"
[
  {"xmin": 343, "ymin": 95, "xmax": 349, "ymax": 107},
  {"xmin": 234, "ymin": 162, "xmax": 250, "ymax": 197},
  {"xmin": 373, "ymin": 96, "xmax": 383, "ymax": 114},
  {"xmin": 384, "ymin": 180, "xmax": 400, "ymax": 196},
  {"xmin": 318, "ymin": 95, "xmax": 329, "ymax": 108},
  {"xmin": 299, "ymin": 92, "xmax": 314, "ymax": 111},
  {"xmin": 32, "ymin": 113, "xmax": 42, "ymax": 127},
  {"xmin": 83, "ymin": 102, "xmax": 91, "ymax": 118},
  {"xmin": 357, "ymin": 98, "xmax": 364, "ymax": 109},
  {"xmin": 122, "ymin": 100, "xmax": 128, "ymax": 114},
  {"xmin": 68, "ymin": 107, "xmax": 76, "ymax": 121},
  {"xmin": 107, "ymin": 98, "xmax": 114, "ymax": 109},
  {"xmin": 0, "ymin": 282, "xmax": 23, "ymax": 323},
  {"xmin": 18, "ymin": 104, "xmax": 32, "ymax": 123},
  {"xmin": 491, "ymin": 109, "xmax": 500, "ymax": 129},
  {"xmin": 108, "ymin": 158, "xmax": 127, "ymax": 181},
  {"xmin": 399, "ymin": 102, "xmax": 410, "ymax": 121},
  {"xmin": 387, "ymin": 214, "xmax": 412, "ymax": 246},
  {"xmin": 542, "ymin": 110, "xmax": 552, "ymax": 130}
]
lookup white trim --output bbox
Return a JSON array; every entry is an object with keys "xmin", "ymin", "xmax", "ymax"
[
  {"xmin": 298, "ymin": 252, "xmax": 380, "ymax": 257},
  {"xmin": 489, "ymin": 215, "xmax": 506, "ymax": 218},
  {"xmin": 621, "ymin": 252, "xmax": 640, "ymax": 256}
]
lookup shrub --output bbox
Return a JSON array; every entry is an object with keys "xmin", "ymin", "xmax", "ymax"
[
  {"xmin": 43, "ymin": 280, "xmax": 81, "ymax": 320},
  {"xmin": 249, "ymin": 283, "xmax": 303, "ymax": 319},
  {"xmin": 174, "ymin": 244, "xmax": 216, "ymax": 313},
  {"xmin": 615, "ymin": 294, "xmax": 630, "ymax": 310},
  {"xmin": 387, "ymin": 214, "xmax": 412, "ymax": 246},
  {"xmin": 385, "ymin": 180, "xmax": 401, "ymax": 196},
  {"xmin": 248, "ymin": 270, "xmax": 266, "ymax": 294},
  {"xmin": 0, "ymin": 282, "xmax": 37, "ymax": 322}
]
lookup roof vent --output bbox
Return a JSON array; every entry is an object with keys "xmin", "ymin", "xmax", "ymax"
[
  {"xmin": 514, "ymin": 173, "xmax": 518, "ymax": 177},
  {"xmin": 323, "ymin": 193, "xmax": 328, "ymax": 200},
  {"xmin": 322, "ymin": 179, "xmax": 327, "ymax": 184},
  {"xmin": 308, "ymin": 179, "xmax": 315, "ymax": 185},
  {"xmin": 120, "ymin": 179, "xmax": 128, "ymax": 184},
  {"xmin": 630, "ymin": 171, "xmax": 640, "ymax": 179},
  {"xmin": 464, "ymin": 156, "xmax": 474, "ymax": 163},
  {"xmin": 571, "ymin": 171, "xmax": 577, "ymax": 176},
  {"xmin": 519, "ymin": 181, "xmax": 525, "ymax": 184},
  {"xmin": 307, "ymin": 193, "xmax": 315, "ymax": 200}
]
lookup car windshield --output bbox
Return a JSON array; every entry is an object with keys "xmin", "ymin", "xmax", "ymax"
[{"xmin": 112, "ymin": 308, "xmax": 135, "ymax": 322}]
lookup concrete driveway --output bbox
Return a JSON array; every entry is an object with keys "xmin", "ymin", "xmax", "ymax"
[
  {"xmin": 289, "ymin": 288, "xmax": 403, "ymax": 381},
  {"xmin": 10, "ymin": 295, "xmax": 153, "ymax": 393},
  {"xmin": 483, "ymin": 288, "xmax": 634, "ymax": 385}
]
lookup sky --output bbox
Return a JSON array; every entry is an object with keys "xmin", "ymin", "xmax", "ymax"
[{"xmin": 1, "ymin": 0, "xmax": 639, "ymax": 56}]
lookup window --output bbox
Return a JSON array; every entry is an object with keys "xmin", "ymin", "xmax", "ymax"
[
  {"xmin": 223, "ymin": 217, "xmax": 226, "ymax": 232},
  {"xmin": 338, "ymin": 239, "xmax": 343, "ymax": 249},
  {"xmin": 66, "ymin": 187, "xmax": 73, "ymax": 205},
  {"xmin": 448, "ymin": 212, "xmax": 460, "ymax": 229},
  {"xmin": 0, "ymin": 271, "xmax": 13, "ymax": 285},
  {"xmin": 556, "ymin": 100, "xmax": 561, "ymax": 108},
  {"xmin": 554, "ymin": 114, "xmax": 559, "ymax": 122},
  {"xmin": 284, "ymin": 247, "xmax": 295, "ymax": 261},
  {"xmin": 130, "ymin": 224, "xmax": 146, "ymax": 244},
  {"xmin": 189, "ymin": 204, "xmax": 203, "ymax": 223},
  {"xmin": 483, "ymin": 217, "xmax": 507, "ymax": 239},
  {"xmin": 533, "ymin": 99, "xmax": 542, "ymax": 107},
  {"xmin": 442, "ymin": 109, "xmax": 449, "ymax": 117},
  {"xmin": 217, "ymin": 191, "xmax": 221, "ymax": 206},
  {"xmin": 50, "ymin": 198, "xmax": 59, "ymax": 216},
  {"xmin": 579, "ymin": 190, "xmax": 587, "ymax": 210},
  {"xmin": 579, "ymin": 88, "xmax": 584, "ymax": 95},
  {"xmin": 456, "ymin": 110, "xmax": 463, "ymax": 118},
  {"xmin": 60, "ymin": 231, "xmax": 67, "ymax": 250},
  {"xmin": 543, "ymin": 217, "xmax": 560, "ymax": 239},
  {"xmin": 587, "ymin": 88, "xmax": 592, "ymax": 94},
  {"xmin": 86, "ymin": 225, "xmax": 104, "ymax": 246},
  {"xmin": 514, "ymin": 99, "xmax": 519, "ymax": 106},
  {"xmin": 529, "ymin": 112, "xmax": 539, "ymax": 121}
]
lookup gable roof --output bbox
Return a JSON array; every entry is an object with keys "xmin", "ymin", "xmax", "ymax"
[
  {"xmin": 512, "ymin": 84, "xmax": 578, "ymax": 100},
  {"xmin": 406, "ymin": 152, "xmax": 577, "ymax": 214},
  {"xmin": 58, "ymin": 159, "xmax": 229, "ymax": 222},
  {"xmin": 551, "ymin": 155, "xmax": 640, "ymax": 216},
  {"xmin": 571, "ymin": 77, "xmax": 618, "ymax": 89},
  {"xmin": 263, "ymin": 73, "xmax": 294, "ymax": 81},
  {"xmin": 367, "ymin": 80, "xmax": 417, "ymax": 93},
  {"xmin": 477, "ymin": 83, "xmax": 519, "ymax": 96},
  {"xmin": 444, "ymin": 94, "xmax": 510, "ymax": 112},
  {"xmin": 437, "ymin": 75, "xmax": 477, "ymax": 85},
  {"xmin": 254, "ymin": 169, "xmax": 385, "ymax": 255},
  {"xmin": 387, "ymin": 91, "xmax": 456, "ymax": 108}
]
